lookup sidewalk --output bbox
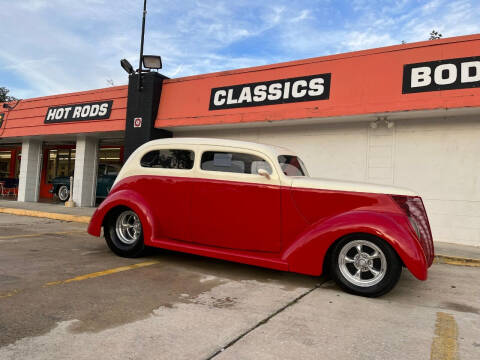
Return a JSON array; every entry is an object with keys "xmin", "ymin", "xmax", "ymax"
[
  {"xmin": 0, "ymin": 199, "xmax": 479, "ymax": 265},
  {"xmin": 0, "ymin": 200, "xmax": 95, "ymax": 223}
]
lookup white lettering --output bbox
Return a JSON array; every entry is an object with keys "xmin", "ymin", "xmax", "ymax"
[
  {"xmin": 292, "ymin": 80, "xmax": 307, "ymax": 98},
  {"xmin": 237, "ymin": 87, "xmax": 252, "ymax": 103},
  {"xmin": 80, "ymin": 105, "xmax": 91, "ymax": 117},
  {"xmin": 226, "ymin": 89, "xmax": 238, "ymax": 104},
  {"xmin": 461, "ymin": 61, "xmax": 480, "ymax": 83},
  {"xmin": 253, "ymin": 85, "xmax": 267, "ymax": 102},
  {"xmin": 308, "ymin": 78, "xmax": 324, "ymax": 96},
  {"xmin": 73, "ymin": 106, "xmax": 82, "ymax": 118},
  {"xmin": 63, "ymin": 107, "xmax": 72, "ymax": 119},
  {"xmin": 46, "ymin": 108, "xmax": 56, "ymax": 121},
  {"xmin": 411, "ymin": 67, "xmax": 432, "ymax": 88},
  {"xmin": 89, "ymin": 104, "xmax": 100, "ymax": 117},
  {"xmin": 55, "ymin": 108, "xmax": 65, "ymax": 120},
  {"xmin": 213, "ymin": 90, "xmax": 227, "ymax": 106},
  {"xmin": 434, "ymin": 64, "xmax": 457, "ymax": 85},
  {"xmin": 283, "ymin": 82, "xmax": 291, "ymax": 99},
  {"xmin": 267, "ymin": 83, "xmax": 282, "ymax": 101},
  {"xmin": 98, "ymin": 103, "xmax": 109, "ymax": 116}
]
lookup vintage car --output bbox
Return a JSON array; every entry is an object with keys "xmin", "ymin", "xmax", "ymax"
[
  {"xmin": 88, "ymin": 138, "xmax": 434, "ymax": 297},
  {"xmin": 50, "ymin": 163, "xmax": 120, "ymax": 202}
]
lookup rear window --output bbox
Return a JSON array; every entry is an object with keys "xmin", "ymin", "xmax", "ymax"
[
  {"xmin": 140, "ymin": 149, "xmax": 194, "ymax": 169},
  {"xmin": 201, "ymin": 151, "xmax": 272, "ymax": 175}
]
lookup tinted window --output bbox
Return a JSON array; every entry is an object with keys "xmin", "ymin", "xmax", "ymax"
[
  {"xmin": 201, "ymin": 151, "xmax": 272, "ymax": 175},
  {"xmin": 278, "ymin": 155, "xmax": 308, "ymax": 176},
  {"xmin": 141, "ymin": 149, "xmax": 194, "ymax": 169}
]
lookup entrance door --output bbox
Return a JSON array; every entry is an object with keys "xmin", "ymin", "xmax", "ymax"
[{"xmin": 40, "ymin": 147, "xmax": 76, "ymax": 199}]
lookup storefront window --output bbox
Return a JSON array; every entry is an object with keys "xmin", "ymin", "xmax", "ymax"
[
  {"xmin": 0, "ymin": 151, "xmax": 11, "ymax": 178},
  {"xmin": 46, "ymin": 148, "xmax": 76, "ymax": 182},
  {"xmin": 98, "ymin": 147, "xmax": 121, "ymax": 166}
]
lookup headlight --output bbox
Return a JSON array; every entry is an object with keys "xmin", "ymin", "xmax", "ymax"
[{"xmin": 409, "ymin": 216, "xmax": 421, "ymax": 239}]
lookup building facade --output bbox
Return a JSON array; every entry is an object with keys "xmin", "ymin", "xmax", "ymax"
[{"xmin": 1, "ymin": 34, "xmax": 479, "ymax": 246}]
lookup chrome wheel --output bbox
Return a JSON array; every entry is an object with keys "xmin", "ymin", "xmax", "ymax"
[
  {"xmin": 58, "ymin": 185, "xmax": 69, "ymax": 201},
  {"xmin": 115, "ymin": 210, "xmax": 142, "ymax": 245},
  {"xmin": 338, "ymin": 239, "xmax": 387, "ymax": 287}
]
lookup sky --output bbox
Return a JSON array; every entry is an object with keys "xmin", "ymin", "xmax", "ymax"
[{"xmin": 0, "ymin": 0, "xmax": 479, "ymax": 99}]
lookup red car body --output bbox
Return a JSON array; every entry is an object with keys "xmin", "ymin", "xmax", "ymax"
[{"xmin": 88, "ymin": 138, "xmax": 434, "ymax": 285}]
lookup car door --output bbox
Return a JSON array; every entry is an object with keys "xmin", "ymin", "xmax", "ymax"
[
  {"xmin": 189, "ymin": 148, "xmax": 281, "ymax": 253},
  {"xmin": 138, "ymin": 148, "xmax": 195, "ymax": 242}
]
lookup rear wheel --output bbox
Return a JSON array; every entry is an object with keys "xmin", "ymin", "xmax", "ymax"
[
  {"xmin": 105, "ymin": 209, "xmax": 146, "ymax": 257},
  {"xmin": 329, "ymin": 234, "xmax": 402, "ymax": 297}
]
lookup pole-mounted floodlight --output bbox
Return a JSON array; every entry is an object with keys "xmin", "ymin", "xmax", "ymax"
[
  {"xmin": 142, "ymin": 55, "xmax": 162, "ymax": 70},
  {"xmin": 120, "ymin": 0, "xmax": 163, "ymax": 91},
  {"xmin": 120, "ymin": 59, "xmax": 135, "ymax": 75}
]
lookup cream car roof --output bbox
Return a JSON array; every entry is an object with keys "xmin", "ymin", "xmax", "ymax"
[{"xmin": 133, "ymin": 137, "xmax": 296, "ymax": 158}]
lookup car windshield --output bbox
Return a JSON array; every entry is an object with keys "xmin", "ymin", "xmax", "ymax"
[{"xmin": 278, "ymin": 155, "xmax": 309, "ymax": 176}]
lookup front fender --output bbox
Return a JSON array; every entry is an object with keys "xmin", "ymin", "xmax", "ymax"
[
  {"xmin": 87, "ymin": 189, "xmax": 155, "ymax": 245},
  {"xmin": 283, "ymin": 210, "xmax": 428, "ymax": 280}
]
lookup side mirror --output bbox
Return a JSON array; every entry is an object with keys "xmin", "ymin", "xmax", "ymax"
[{"xmin": 257, "ymin": 168, "xmax": 271, "ymax": 179}]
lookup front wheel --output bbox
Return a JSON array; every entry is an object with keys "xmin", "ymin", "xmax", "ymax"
[
  {"xmin": 329, "ymin": 235, "xmax": 402, "ymax": 297},
  {"xmin": 57, "ymin": 185, "xmax": 69, "ymax": 202},
  {"xmin": 105, "ymin": 209, "xmax": 146, "ymax": 258}
]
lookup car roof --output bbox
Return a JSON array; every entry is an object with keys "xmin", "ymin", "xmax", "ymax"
[{"xmin": 136, "ymin": 137, "xmax": 297, "ymax": 158}]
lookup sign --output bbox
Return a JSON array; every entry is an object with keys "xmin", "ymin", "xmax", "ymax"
[
  {"xmin": 209, "ymin": 73, "xmax": 331, "ymax": 110},
  {"xmin": 0, "ymin": 113, "xmax": 4, "ymax": 128},
  {"xmin": 44, "ymin": 100, "xmax": 113, "ymax": 123},
  {"xmin": 133, "ymin": 117, "xmax": 142, "ymax": 128},
  {"xmin": 403, "ymin": 56, "xmax": 480, "ymax": 94}
]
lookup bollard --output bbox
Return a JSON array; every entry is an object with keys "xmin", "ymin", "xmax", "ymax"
[{"xmin": 65, "ymin": 176, "xmax": 75, "ymax": 208}]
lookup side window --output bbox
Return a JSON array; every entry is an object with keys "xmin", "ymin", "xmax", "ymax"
[
  {"xmin": 201, "ymin": 151, "xmax": 272, "ymax": 175},
  {"xmin": 140, "ymin": 149, "xmax": 194, "ymax": 169}
]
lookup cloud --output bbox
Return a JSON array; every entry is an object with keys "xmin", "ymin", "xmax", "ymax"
[{"xmin": 0, "ymin": 0, "xmax": 479, "ymax": 98}]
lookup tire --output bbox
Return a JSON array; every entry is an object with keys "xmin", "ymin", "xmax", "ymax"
[
  {"xmin": 104, "ymin": 208, "xmax": 146, "ymax": 258},
  {"xmin": 57, "ymin": 185, "xmax": 70, "ymax": 202},
  {"xmin": 329, "ymin": 234, "xmax": 402, "ymax": 297}
]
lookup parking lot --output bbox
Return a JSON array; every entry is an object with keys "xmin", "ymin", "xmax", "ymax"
[{"xmin": 0, "ymin": 214, "xmax": 479, "ymax": 360}]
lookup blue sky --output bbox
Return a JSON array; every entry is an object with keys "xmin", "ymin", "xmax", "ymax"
[{"xmin": 1, "ymin": 0, "xmax": 479, "ymax": 99}]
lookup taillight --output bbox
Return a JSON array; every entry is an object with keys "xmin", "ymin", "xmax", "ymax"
[{"xmin": 391, "ymin": 195, "xmax": 434, "ymax": 265}]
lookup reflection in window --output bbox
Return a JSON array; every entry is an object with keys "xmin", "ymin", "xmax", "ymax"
[
  {"xmin": 201, "ymin": 151, "xmax": 272, "ymax": 175},
  {"xmin": 140, "ymin": 149, "xmax": 194, "ymax": 169}
]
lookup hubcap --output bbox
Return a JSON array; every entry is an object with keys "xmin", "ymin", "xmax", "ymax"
[
  {"xmin": 59, "ymin": 186, "xmax": 69, "ymax": 201},
  {"xmin": 115, "ymin": 211, "xmax": 142, "ymax": 245},
  {"xmin": 338, "ymin": 240, "xmax": 387, "ymax": 287}
]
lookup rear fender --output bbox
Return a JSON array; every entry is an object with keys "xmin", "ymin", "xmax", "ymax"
[
  {"xmin": 282, "ymin": 211, "xmax": 428, "ymax": 280},
  {"xmin": 87, "ymin": 189, "xmax": 155, "ymax": 245}
]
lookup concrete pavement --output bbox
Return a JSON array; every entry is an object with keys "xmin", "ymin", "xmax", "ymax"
[{"xmin": 0, "ymin": 214, "xmax": 479, "ymax": 360}]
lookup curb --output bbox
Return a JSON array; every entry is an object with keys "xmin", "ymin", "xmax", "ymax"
[
  {"xmin": 0, "ymin": 207, "xmax": 91, "ymax": 224},
  {"xmin": 433, "ymin": 254, "xmax": 480, "ymax": 267}
]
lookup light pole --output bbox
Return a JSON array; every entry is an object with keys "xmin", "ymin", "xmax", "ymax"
[{"xmin": 138, "ymin": 0, "xmax": 147, "ymax": 91}]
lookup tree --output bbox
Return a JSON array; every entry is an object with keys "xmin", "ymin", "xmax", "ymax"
[
  {"xmin": 429, "ymin": 30, "xmax": 442, "ymax": 40},
  {"xmin": 0, "ymin": 87, "xmax": 17, "ymax": 102}
]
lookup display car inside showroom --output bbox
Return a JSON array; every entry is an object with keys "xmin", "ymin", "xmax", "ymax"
[{"xmin": 0, "ymin": 33, "xmax": 480, "ymax": 251}]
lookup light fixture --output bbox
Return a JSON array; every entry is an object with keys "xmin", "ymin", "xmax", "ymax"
[
  {"xmin": 120, "ymin": 59, "xmax": 135, "ymax": 75},
  {"xmin": 142, "ymin": 55, "xmax": 162, "ymax": 70}
]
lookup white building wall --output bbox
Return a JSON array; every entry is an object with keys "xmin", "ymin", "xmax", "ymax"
[{"xmin": 177, "ymin": 116, "xmax": 480, "ymax": 246}]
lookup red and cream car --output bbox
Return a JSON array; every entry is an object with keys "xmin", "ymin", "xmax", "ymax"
[{"xmin": 88, "ymin": 138, "xmax": 434, "ymax": 297}]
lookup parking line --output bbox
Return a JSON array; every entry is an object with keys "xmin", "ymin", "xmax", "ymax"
[
  {"xmin": 0, "ymin": 230, "xmax": 85, "ymax": 241},
  {"xmin": 431, "ymin": 312, "xmax": 458, "ymax": 360},
  {"xmin": 0, "ymin": 289, "xmax": 19, "ymax": 299},
  {"xmin": 44, "ymin": 260, "xmax": 161, "ymax": 287}
]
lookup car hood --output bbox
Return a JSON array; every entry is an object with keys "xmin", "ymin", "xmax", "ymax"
[{"xmin": 290, "ymin": 176, "xmax": 417, "ymax": 196}]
